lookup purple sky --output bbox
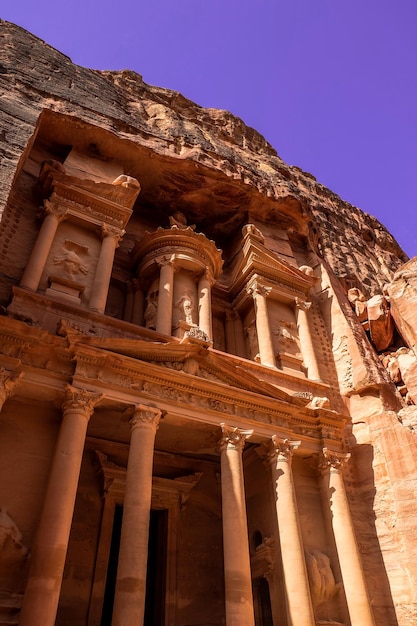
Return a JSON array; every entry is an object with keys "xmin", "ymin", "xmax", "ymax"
[{"xmin": 3, "ymin": 0, "xmax": 417, "ymax": 257}]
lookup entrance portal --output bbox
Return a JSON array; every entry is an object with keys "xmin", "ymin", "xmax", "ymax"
[{"xmin": 100, "ymin": 507, "xmax": 168, "ymax": 626}]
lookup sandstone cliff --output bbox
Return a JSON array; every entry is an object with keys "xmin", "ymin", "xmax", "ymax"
[
  {"xmin": 0, "ymin": 20, "xmax": 407, "ymax": 298},
  {"xmin": 2, "ymin": 20, "xmax": 417, "ymax": 626}
]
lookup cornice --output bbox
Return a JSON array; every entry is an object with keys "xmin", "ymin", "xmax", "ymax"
[{"xmin": 70, "ymin": 342, "xmax": 346, "ymax": 447}]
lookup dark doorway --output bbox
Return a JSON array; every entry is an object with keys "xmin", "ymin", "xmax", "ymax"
[
  {"xmin": 101, "ymin": 504, "xmax": 123, "ymax": 626},
  {"xmin": 144, "ymin": 509, "xmax": 168, "ymax": 626},
  {"xmin": 253, "ymin": 577, "xmax": 273, "ymax": 626},
  {"xmin": 100, "ymin": 506, "xmax": 168, "ymax": 626}
]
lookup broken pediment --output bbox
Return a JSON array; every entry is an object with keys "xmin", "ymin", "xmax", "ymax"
[
  {"xmin": 67, "ymin": 333, "xmax": 304, "ymax": 406},
  {"xmin": 228, "ymin": 222, "xmax": 316, "ymax": 298}
]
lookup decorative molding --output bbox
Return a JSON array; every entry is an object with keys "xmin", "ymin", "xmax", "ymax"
[
  {"xmin": 320, "ymin": 447, "xmax": 351, "ymax": 472},
  {"xmin": 129, "ymin": 404, "xmax": 161, "ymax": 432},
  {"xmin": 62, "ymin": 384, "xmax": 102, "ymax": 418},
  {"xmin": 218, "ymin": 423, "xmax": 253, "ymax": 452}
]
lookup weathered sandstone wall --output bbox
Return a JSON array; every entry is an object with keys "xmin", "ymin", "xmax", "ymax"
[
  {"xmin": 2, "ymin": 19, "xmax": 417, "ymax": 626},
  {"xmin": 0, "ymin": 20, "xmax": 407, "ymax": 295}
]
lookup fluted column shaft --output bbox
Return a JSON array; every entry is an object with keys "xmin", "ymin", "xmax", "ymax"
[
  {"xmin": 20, "ymin": 202, "xmax": 66, "ymax": 291},
  {"xmin": 267, "ymin": 437, "xmax": 315, "ymax": 626},
  {"xmin": 295, "ymin": 299, "xmax": 321, "ymax": 381},
  {"xmin": 321, "ymin": 449, "xmax": 375, "ymax": 625},
  {"xmin": 198, "ymin": 271, "xmax": 213, "ymax": 339},
  {"xmin": 89, "ymin": 225, "xmax": 122, "ymax": 313},
  {"xmin": 19, "ymin": 386, "xmax": 101, "ymax": 626},
  {"xmin": 112, "ymin": 405, "xmax": 161, "ymax": 626},
  {"xmin": 249, "ymin": 283, "xmax": 275, "ymax": 367},
  {"xmin": 156, "ymin": 257, "xmax": 175, "ymax": 335},
  {"xmin": 219, "ymin": 423, "xmax": 255, "ymax": 626}
]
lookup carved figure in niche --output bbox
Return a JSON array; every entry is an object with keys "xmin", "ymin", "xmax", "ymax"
[
  {"xmin": 53, "ymin": 250, "xmax": 88, "ymax": 277},
  {"xmin": 52, "ymin": 239, "xmax": 89, "ymax": 280},
  {"xmin": 305, "ymin": 549, "xmax": 342, "ymax": 623},
  {"xmin": 169, "ymin": 211, "xmax": 196, "ymax": 231},
  {"xmin": 175, "ymin": 293, "xmax": 195, "ymax": 326},
  {"xmin": 245, "ymin": 322, "xmax": 260, "ymax": 362},
  {"xmin": 273, "ymin": 320, "xmax": 300, "ymax": 354},
  {"xmin": 144, "ymin": 290, "xmax": 158, "ymax": 329}
]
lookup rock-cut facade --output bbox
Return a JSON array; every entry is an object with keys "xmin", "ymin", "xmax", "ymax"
[{"xmin": 1, "ymin": 19, "xmax": 417, "ymax": 626}]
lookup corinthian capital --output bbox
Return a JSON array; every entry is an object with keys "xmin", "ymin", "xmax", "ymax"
[
  {"xmin": 247, "ymin": 280, "xmax": 272, "ymax": 299},
  {"xmin": 0, "ymin": 367, "xmax": 22, "ymax": 408},
  {"xmin": 62, "ymin": 385, "xmax": 103, "ymax": 419},
  {"xmin": 320, "ymin": 447, "xmax": 351, "ymax": 472},
  {"xmin": 295, "ymin": 298, "xmax": 312, "ymax": 312},
  {"xmin": 269, "ymin": 436, "xmax": 300, "ymax": 463},
  {"xmin": 130, "ymin": 404, "xmax": 161, "ymax": 432},
  {"xmin": 219, "ymin": 423, "xmax": 253, "ymax": 452},
  {"xmin": 100, "ymin": 223, "xmax": 125, "ymax": 242},
  {"xmin": 43, "ymin": 199, "xmax": 68, "ymax": 222}
]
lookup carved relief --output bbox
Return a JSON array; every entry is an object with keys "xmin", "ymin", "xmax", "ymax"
[
  {"xmin": 245, "ymin": 321, "xmax": 260, "ymax": 361},
  {"xmin": 175, "ymin": 292, "xmax": 196, "ymax": 326},
  {"xmin": 144, "ymin": 290, "xmax": 158, "ymax": 330},
  {"xmin": 53, "ymin": 240, "xmax": 89, "ymax": 278},
  {"xmin": 273, "ymin": 320, "xmax": 300, "ymax": 355},
  {"xmin": 305, "ymin": 549, "xmax": 343, "ymax": 623},
  {"xmin": 219, "ymin": 423, "xmax": 253, "ymax": 452}
]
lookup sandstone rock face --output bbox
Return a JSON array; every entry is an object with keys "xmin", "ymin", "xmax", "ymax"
[
  {"xmin": 0, "ymin": 21, "xmax": 406, "ymax": 297},
  {"xmin": 1, "ymin": 18, "xmax": 417, "ymax": 626}
]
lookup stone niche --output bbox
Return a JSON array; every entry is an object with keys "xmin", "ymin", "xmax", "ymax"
[
  {"xmin": 131, "ymin": 219, "xmax": 223, "ymax": 340},
  {"xmin": 10, "ymin": 148, "xmax": 140, "ymax": 319}
]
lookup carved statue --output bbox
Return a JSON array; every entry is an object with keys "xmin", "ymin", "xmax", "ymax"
[
  {"xmin": 175, "ymin": 293, "xmax": 195, "ymax": 326},
  {"xmin": 245, "ymin": 322, "xmax": 260, "ymax": 361},
  {"xmin": 273, "ymin": 320, "xmax": 299, "ymax": 353},
  {"xmin": 53, "ymin": 249, "xmax": 88, "ymax": 277},
  {"xmin": 144, "ymin": 291, "xmax": 158, "ymax": 329},
  {"xmin": 169, "ymin": 211, "xmax": 196, "ymax": 230},
  {"xmin": 305, "ymin": 549, "xmax": 342, "ymax": 622}
]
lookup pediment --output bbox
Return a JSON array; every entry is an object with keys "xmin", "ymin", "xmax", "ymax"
[
  {"xmin": 230, "ymin": 228, "xmax": 316, "ymax": 296},
  {"xmin": 69, "ymin": 334, "xmax": 303, "ymax": 406}
]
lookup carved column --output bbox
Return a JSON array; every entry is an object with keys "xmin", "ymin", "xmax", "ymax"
[
  {"xmin": 156, "ymin": 256, "xmax": 175, "ymax": 335},
  {"xmin": 89, "ymin": 225, "xmax": 123, "ymax": 313},
  {"xmin": 112, "ymin": 405, "xmax": 161, "ymax": 626},
  {"xmin": 248, "ymin": 282, "xmax": 276, "ymax": 367},
  {"xmin": 198, "ymin": 270, "xmax": 213, "ymax": 340},
  {"xmin": 320, "ymin": 449, "xmax": 375, "ymax": 626},
  {"xmin": 19, "ymin": 386, "xmax": 101, "ymax": 626},
  {"xmin": 0, "ymin": 367, "xmax": 21, "ymax": 412},
  {"xmin": 295, "ymin": 298, "xmax": 321, "ymax": 381},
  {"xmin": 219, "ymin": 423, "xmax": 255, "ymax": 626},
  {"xmin": 20, "ymin": 201, "xmax": 67, "ymax": 291},
  {"xmin": 265, "ymin": 437, "xmax": 315, "ymax": 626}
]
